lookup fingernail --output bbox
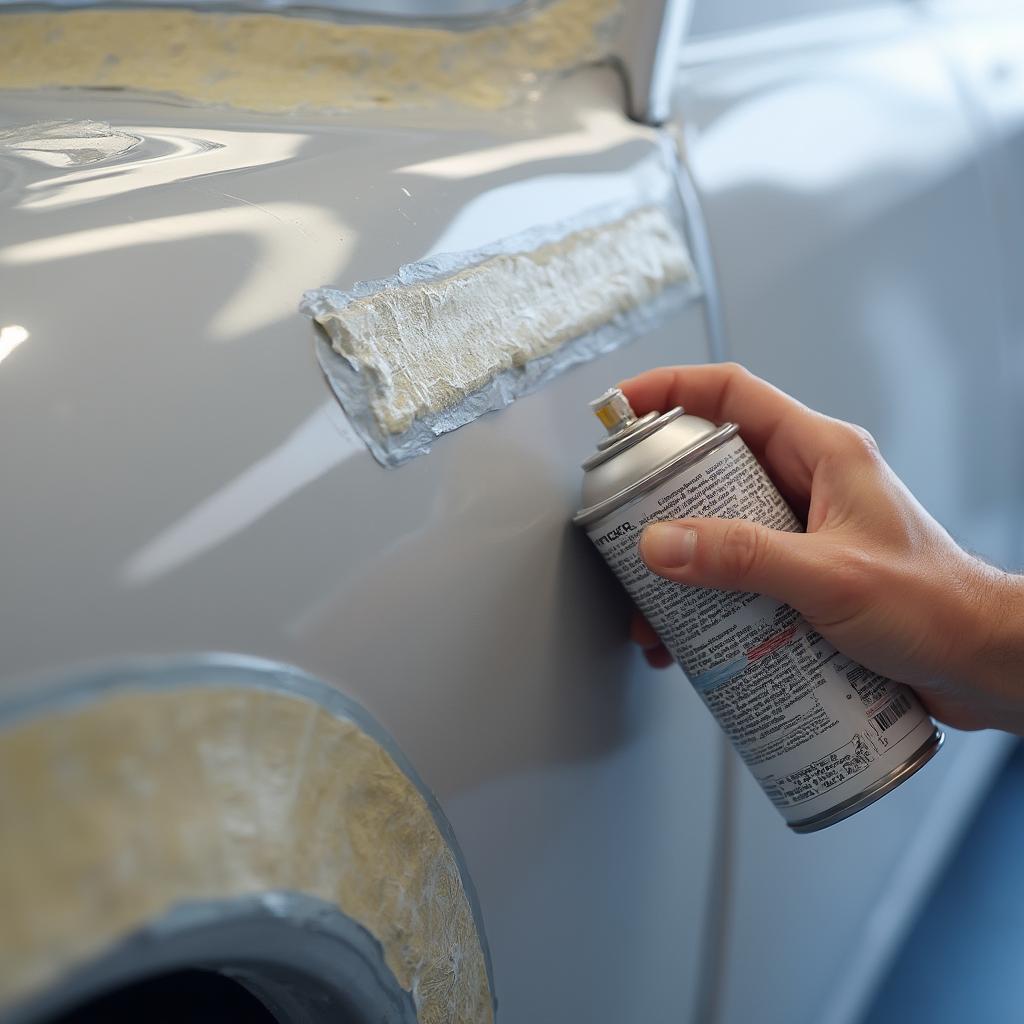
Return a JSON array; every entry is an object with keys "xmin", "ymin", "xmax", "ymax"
[{"xmin": 641, "ymin": 523, "xmax": 698, "ymax": 569}]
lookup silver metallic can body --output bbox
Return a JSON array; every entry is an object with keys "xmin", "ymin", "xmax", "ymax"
[{"xmin": 574, "ymin": 398, "xmax": 943, "ymax": 833}]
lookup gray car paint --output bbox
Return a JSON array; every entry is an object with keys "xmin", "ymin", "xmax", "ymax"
[
  {"xmin": 0, "ymin": 67, "xmax": 721, "ymax": 1023},
  {"xmin": 676, "ymin": 7, "xmax": 1020, "ymax": 1023},
  {"xmin": 1, "ymin": 4, "xmax": 1022, "ymax": 1022}
]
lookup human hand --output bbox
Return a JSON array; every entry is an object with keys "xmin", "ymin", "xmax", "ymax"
[{"xmin": 623, "ymin": 363, "xmax": 1024, "ymax": 734}]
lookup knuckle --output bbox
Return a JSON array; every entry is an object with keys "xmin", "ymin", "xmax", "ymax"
[
  {"xmin": 839, "ymin": 422, "xmax": 881, "ymax": 461},
  {"xmin": 718, "ymin": 519, "xmax": 765, "ymax": 583},
  {"xmin": 720, "ymin": 361, "xmax": 752, "ymax": 385}
]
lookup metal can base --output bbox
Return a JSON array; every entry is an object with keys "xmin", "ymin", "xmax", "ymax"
[{"xmin": 788, "ymin": 729, "xmax": 945, "ymax": 834}]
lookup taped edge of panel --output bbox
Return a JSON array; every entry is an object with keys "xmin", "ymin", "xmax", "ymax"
[{"xmin": 301, "ymin": 201, "xmax": 700, "ymax": 466}]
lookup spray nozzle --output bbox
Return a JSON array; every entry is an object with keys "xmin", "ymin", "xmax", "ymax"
[{"xmin": 590, "ymin": 388, "xmax": 637, "ymax": 437}]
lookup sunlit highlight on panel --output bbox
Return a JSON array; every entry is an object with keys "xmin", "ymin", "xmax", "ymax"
[{"xmin": 0, "ymin": 325, "xmax": 29, "ymax": 365}]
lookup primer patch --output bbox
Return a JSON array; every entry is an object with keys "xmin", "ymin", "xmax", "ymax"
[
  {"xmin": 0, "ymin": 673, "xmax": 493, "ymax": 1023},
  {"xmin": 302, "ymin": 205, "xmax": 697, "ymax": 465},
  {"xmin": 0, "ymin": 0, "xmax": 618, "ymax": 113}
]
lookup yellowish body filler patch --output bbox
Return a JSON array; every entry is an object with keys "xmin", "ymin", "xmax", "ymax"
[
  {"xmin": 310, "ymin": 206, "xmax": 694, "ymax": 440},
  {"xmin": 0, "ymin": 0, "xmax": 619, "ymax": 112},
  {"xmin": 0, "ymin": 685, "xmax": 493, "ymax": 1024}
]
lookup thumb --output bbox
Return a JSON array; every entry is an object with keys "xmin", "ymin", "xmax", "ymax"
[{"xmin": 639, "ymin": 518, "xmax": 826, "ymax": 611}]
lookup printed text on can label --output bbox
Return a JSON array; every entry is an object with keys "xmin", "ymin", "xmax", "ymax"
[{"xmin": 586, "ymin": 435, "xmax": 936, "ymax": 824}]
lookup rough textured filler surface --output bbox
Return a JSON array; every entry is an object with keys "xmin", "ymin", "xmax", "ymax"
[
  {"xmin": 0, "ymin": 0, "xmax": 618, "ymax": 113},
  {"xmin": 0, "ymin": 686, "xmax": 493, "ymax": 1024},
  {"xmin": 305, "ymin": 205, "xmax": 694, "ymax": 461}
]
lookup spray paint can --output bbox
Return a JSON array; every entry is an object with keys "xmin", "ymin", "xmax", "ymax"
[{"xmin": 573, "ymin": 388, "xmax": 943, "ymax": 833}]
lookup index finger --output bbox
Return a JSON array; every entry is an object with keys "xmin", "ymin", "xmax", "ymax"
[{"xmin": 619, "ymin": 363, "xmax": 839, "ymax": 499}]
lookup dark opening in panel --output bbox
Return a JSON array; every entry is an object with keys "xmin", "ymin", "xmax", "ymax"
[{"xmin": 46, "ymin": 968, "xmax": 279, "ymax": 1024}]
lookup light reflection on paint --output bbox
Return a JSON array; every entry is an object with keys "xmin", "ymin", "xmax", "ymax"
[
  {"xmin": 0, "ymin": 119, "xmax": 141, "ymax": 168},
  {"xmin": 0, "ymin": 203, "xmax": 353, "ymax": 341},
  {"xmin": 20, "ymin": 129, "xmax": 306, "ymax": 212},
  {"xmin": 120, "ymin": 403, "xmax": 365, "ymax": 587},
  {"xmin": 399, "ymin": 108, "xmax": 639, "ymax": 179},
  {"xmin": 695, "ymin": 50, "xmax": 964, "ymax": 198},
  {"xmin": 424, "ymin": 155, "xmax": 669, "ymax": 256},
  {"xmin": 0, "ymin": 324, "xmax": 29, "ymax": 365}
]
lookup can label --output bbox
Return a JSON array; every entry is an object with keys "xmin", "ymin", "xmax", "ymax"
[{"xmin": 587, "ymin": 434, "xmax": 935, "ymax": 825}]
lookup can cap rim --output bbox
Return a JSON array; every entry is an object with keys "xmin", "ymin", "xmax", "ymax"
[
  {"xmin": 582, "ymin": 408, "xmax": 683, "ymax": 470},
  {"xmin": 573, "ymin": 422, "xmax": 739, "ymax": 528}
]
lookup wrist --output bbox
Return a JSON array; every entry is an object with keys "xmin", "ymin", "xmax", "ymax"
[{"xmin": 953, "ymin": 559, "xmax": 1024, "ymax": 721}]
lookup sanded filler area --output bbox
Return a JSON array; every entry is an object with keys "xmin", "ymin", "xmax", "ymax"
[
  {"xmin": 0, "ymin": 0, "xmax": 618, "ymax": 114},
  {"xmin": 0, "ymin": 663, "xmax": 494, "ymax": 1024},
  {"xmin": 303, "ymin": 205, "xmax": 696, "ymax": 464}
]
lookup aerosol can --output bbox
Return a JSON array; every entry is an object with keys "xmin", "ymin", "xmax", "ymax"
[{"xmin": 574, "ymin": 388, "xmax": 942, "ymax": 832}]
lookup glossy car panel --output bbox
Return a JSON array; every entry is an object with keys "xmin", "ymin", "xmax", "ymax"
[
  {"xmin": 3, "ymin": 3, "xmax": 1024, "ymax": 1020},
  {"xmin": 926, "ymin": 0, "xmax": 1024, "ymax": 564},
  {"xmin": 0, "ymin": 68, "xmax": 721, "ymax": 1022},
  {"xmin": 676, "ymin": 15, "xmax": 1020, "ymax": 1024}
]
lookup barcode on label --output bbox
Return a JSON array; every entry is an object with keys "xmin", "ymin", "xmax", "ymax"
[{"xmin": 872, "ymin": 692, "xmax": 911, "ymax": 732}]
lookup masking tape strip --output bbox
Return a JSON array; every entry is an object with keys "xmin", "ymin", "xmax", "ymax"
[
  {"xmin": 0, "ymin": 655, "xmax": 495, "ymax": 1024},
  {"xmin": 302, "ymin": 202, "xmax": 699, "ymax": 466}
]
